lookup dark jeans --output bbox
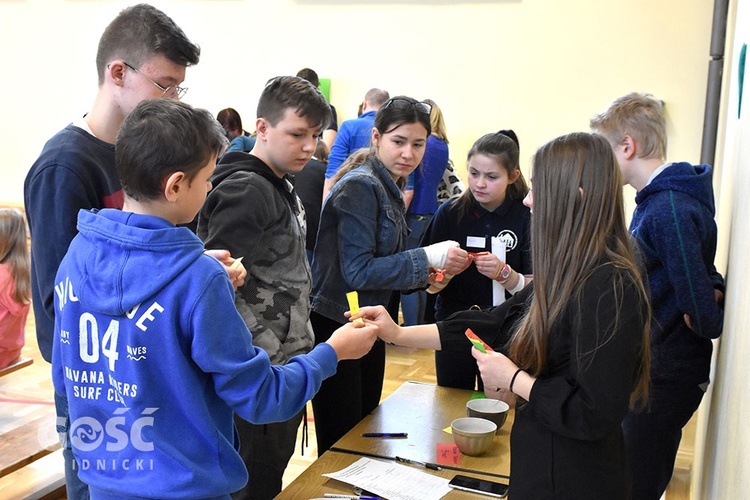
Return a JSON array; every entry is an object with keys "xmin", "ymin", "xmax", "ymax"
[
  {"xmin": 231, "ymin": 409, "xmax": 304, "ymax": 500},
  {"xmin": 622, "ymin": 380, "xmax": 706, "ymax": 500},
  {"xmin": 310, "ymin": 311, "xmax": 386, "ymax": 455},
  {"xmin": 54, "ymin": 391, "xmax": 90, "ymax": 499}
]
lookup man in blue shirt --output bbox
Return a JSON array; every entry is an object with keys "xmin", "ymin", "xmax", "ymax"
[{"xmin": 322, "ymin": 88, "xmax": 389, "ymax": 200}]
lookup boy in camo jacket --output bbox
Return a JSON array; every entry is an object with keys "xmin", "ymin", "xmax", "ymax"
[{"xmin": 197, "ymin": 75, "xmax": 331, "ymax": 499}]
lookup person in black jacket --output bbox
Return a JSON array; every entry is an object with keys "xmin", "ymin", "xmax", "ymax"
[
  {"xmin": 357, "ymin": 132, "xmax": 651, "ymax": 500},
  {"xmin": 197, "ymin": 75, "xmax": 332, "ymax": 499}
]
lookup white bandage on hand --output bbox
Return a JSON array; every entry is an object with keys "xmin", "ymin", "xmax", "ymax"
[{"xmin": 423, "ymin": 240, "xmax": 460, "ymax": 269}]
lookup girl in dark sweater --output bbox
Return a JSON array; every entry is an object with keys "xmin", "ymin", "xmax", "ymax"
[{"xmin": 422, "ymin": 130, "xmax": 532, "ymax": 390}]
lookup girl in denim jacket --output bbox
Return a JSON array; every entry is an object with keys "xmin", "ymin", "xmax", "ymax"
[{"xmin": 310, "ymin": 96, "xmax": 469, "ymax": 453}]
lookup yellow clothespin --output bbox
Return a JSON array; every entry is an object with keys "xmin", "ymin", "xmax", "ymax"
[{"xmin": 346, "ymin": 291, "xmax": 364, "ymax": 324}]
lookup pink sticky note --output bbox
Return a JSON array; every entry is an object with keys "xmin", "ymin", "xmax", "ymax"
[{"xmin": 436, "ymin": 442, "xmax": 461, "ymax": 465}]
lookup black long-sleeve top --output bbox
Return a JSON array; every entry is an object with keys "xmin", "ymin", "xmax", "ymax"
[{"xmin": 437, "ymin": 264, "xmax": 648, "ymax": 499}]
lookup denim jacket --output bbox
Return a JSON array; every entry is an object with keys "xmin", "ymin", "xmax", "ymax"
[{"xmin": 311, "ymin": 156, "xmax": 430, "ymax": 323}]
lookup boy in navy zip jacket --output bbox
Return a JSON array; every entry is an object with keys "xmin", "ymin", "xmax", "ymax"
[
  {"xmin": 51, "ymin": 99, "xmax": 377, "ymax": 499},
  {"xmin": 591, "ymin": 92, "xmax": 725, "ymax": 500}
]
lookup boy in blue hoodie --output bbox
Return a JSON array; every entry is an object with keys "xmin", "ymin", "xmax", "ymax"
[
  {"xmin": 591, "ymin": 92, "xmax": 725, "ymax": 500},
  {"xmin": 51, "ymin": 99, "xmax": 378, "ymax": 499}
]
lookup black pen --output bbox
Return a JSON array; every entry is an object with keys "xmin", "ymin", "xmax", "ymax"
[
  {"xmin": 361, "ymin": 432, "xmax": 408, "ymax": 438},
  {"xmin": 395, "ymin": 456, "xmax": 442, "ymax": 470}
]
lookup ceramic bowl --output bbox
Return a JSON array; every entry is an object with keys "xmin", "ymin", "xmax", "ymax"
[
  {"xmin": 466, "ymin": 398, "xmax": 510, "ymax": 434},
  {"xmin": 451, "ymin": 417, "xmax": 496, "ymax": 456}
]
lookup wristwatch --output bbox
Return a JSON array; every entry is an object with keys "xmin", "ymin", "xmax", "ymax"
[{"xmin": 495, "ymin": 264, "xmax": 512, "ymax": 283}]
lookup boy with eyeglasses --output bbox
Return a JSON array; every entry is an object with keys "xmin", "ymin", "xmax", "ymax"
[
  {"xmin": 197, "ymin": 75, "xmax": 332, "ymax": 499},
  {"xmin": 23, "ymin": 5, "xmax": 243, "ymax": 498},
  {"xmin": 52, "ymin": 98, "xmax": 378, "ymax": 499}
]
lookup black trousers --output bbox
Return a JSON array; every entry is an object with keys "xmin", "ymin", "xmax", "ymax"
[
  {"xmin": 231, "ymin": 409, "xmax": 304, "ymax": 500},
  {"xmin": 622, "ymin": 380, "xmax": 705, "ymax": 500},
  {"xmin": 310, "ymin": 311, "xmax": 386, "ymax": 455}
]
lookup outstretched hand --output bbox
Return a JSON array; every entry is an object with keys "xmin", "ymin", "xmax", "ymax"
[
  {"xmin": 348, "ymin": 305, "xmax": 399, "ymax": 343},
  {"xmin": 443, "ymin": 245, "xmax": 471, "ymax": 275}
]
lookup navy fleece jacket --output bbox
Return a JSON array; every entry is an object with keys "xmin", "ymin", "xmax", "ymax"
[{"xmin": 630, "ymin": 162, "xmax": 724, "ymax": 384}]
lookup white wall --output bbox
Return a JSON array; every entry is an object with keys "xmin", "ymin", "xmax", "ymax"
[
  {"xmin": 0, "ymin": 0, "xmax": 713, "ymax": 207},
  {"xmin": 699, "ymin": 0, "xmax": 749, "ymax": 497}
]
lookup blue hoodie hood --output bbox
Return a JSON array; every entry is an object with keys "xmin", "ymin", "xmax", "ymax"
[
  {"xmin": 71, "ymin": 209, "xmax": 206, "ymax": 316},
  {"xmin": 636, "ymin": 162, "xmax": 716, "ymax": 215}
]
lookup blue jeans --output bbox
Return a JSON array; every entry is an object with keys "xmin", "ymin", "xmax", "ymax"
[{"xmin": 54, "ymin": 391, "xmax": 90, "ymax": 499}]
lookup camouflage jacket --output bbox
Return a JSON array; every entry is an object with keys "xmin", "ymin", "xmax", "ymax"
[{"xmin": 198, "ymin": 152, "xmax": 314, "ymax": 365}]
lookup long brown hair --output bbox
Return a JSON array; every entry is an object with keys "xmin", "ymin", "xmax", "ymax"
[
  {"xmin": 0, "ymin": 209, "xmax": 31, "ymax": 305},
  {"xmin": 507, "ymin": 132, "xmax": 650, "ymax": 407}
]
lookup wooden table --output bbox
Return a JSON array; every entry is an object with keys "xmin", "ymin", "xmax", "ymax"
[
  {"xmin": 330, "ymin": 381, "xmax": 513, "ymax": 479},
  {"xmin": 276, "ymin": 450, "xmax": 506, "ymax": 499}
]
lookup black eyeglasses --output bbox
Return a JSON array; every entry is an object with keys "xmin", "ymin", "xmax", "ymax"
[
  {"xmin": 123, "ymin": 62, "xmax": 188, "ymax": 100},
  {"xmin": 383, "ymin": 97, "xmax": 432, "ymax": 116}
]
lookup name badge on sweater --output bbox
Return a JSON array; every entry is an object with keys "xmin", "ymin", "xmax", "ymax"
[{"xmin": 466, "ymin": 236, "xmax": 485, "ymax": 249}]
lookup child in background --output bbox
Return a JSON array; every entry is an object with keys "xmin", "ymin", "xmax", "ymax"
[
  {"xmin": 423, "ymin": 130, "xmax": 531, "ymax": 390},
  {"xmin": 0, "ymin": 209, "xmax": 31, "ymax": 369},
  {"xmin": 52, "ymin": 99, "xmax": 377, "ymax": 498}
]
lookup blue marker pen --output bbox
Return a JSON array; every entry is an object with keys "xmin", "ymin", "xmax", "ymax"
[{"xmin": 361, "ymin": 432, "xmax": 408, "ymax": 438}]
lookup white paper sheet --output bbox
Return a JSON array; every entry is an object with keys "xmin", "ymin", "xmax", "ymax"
[
  {"xmin": 491, "ymin": 236, "xmax": 507, "ymax": 306},
  {"xmin": 323, "ymin": 457, "xmax": 452, "ymax": 500}
]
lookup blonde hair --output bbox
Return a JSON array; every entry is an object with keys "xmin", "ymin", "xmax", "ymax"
[
  {"xmin": 0, "ymin": 209, "xmax": 31, "ymax": 304},
  {"xmin": 424, "ymin": 99, "xmax": 448, "ymax": 144},
  {"xmin": 508, "ymin": 133, "xmax": 650, "ymax": 408},
  {"xmin": 589, "ymin": 92, "xmax": 667, "ymax": 161}
]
